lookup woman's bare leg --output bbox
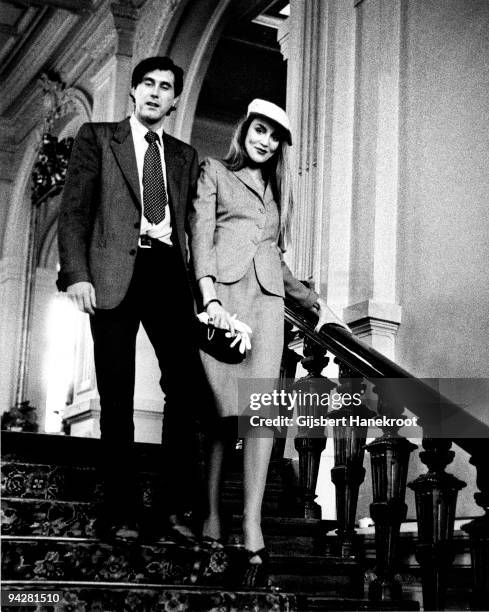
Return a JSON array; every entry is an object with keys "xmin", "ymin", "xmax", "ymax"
[
  {"xmin": 202, "ymin": 438, "xmax": 225, "ymax": 541},
  {"xmin": 243, "ymin": 432, "xmax": 274, "ymax": 560}
]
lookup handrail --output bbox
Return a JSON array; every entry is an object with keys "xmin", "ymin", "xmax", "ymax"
[{"xmin": 285, "ymin": 299, "xmax": 489, "ymax": 459}]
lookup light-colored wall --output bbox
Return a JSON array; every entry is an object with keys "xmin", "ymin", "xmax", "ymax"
[
  {"xmin": 396, "ymin": 0, "xmax": 489, "ymax": 379},
  {"xmin": 381, "ymin": 0, "xmax": 489, "ymax": 519}
]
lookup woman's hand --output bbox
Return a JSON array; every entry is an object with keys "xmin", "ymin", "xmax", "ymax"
[
  {"xmin": 313, "ymin": 297, "xmax": 351, "ymax": 333},
  {"xmin": 226, "ymin": 316, "xmax": 253, "ymax": 353},
  {"xmin": 206, "ymin": 301, "xmax": 237, "ymax": 335},
  {"xmin": 200, "ymin": 277, "xmax": 252, "ymax": 352}
]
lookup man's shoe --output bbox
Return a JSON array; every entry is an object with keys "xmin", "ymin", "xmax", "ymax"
[
  {"xmin": 157, "ymin": 515, "xmax": 198, "ymax": 546},
  {"xmin": 113, "ymin": 524, "xmax": 139, "ymax": 541}
]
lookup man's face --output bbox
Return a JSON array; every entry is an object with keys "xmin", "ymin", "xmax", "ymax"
[{"xmin": 131, "ymin": 69, "xmax": 179, "ymax": 128}]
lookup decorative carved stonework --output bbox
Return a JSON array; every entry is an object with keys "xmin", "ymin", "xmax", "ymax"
[
  {"xmin": 60, "ymin": 12, "xmax": 117, "ymax": 82},
  {"xmin": 31, "ymin": 72, "xmax": 76, "ymax": 203},
  {"xmin": 32, "ymin": 134, "xmax": 74, "ymax": 205},
  {"xmin": 134, "ymin": 0, "xmax": 180, "ymax": 62},
  {"xmin": 39, "ymin": 72, "xmax": 77, "ymax": 134},
  {"xmin": 110, "ymin": 1, "xmax": 144, "ymax": 56}
]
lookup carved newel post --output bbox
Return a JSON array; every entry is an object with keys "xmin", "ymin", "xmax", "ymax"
[
  {"xmin": 462, "ymin": 451, "xmax": 489, "ymax": 611},
  {"xmin": 366, "ymin": 387, "xmax": 417, "ymax": 601},
  {"xmin": 408, "ymin": 439, "xmax": 466, "ymax": 610}
]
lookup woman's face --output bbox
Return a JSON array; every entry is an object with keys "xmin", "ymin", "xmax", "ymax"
[{"xmin": 244, "ymin": 117, "xmax": 281, "ymax": 165}]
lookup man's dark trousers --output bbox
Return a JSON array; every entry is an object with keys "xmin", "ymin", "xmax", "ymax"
[{"xmin": 90, "ymin": 240, "xmax": 200, "ymax": 528}]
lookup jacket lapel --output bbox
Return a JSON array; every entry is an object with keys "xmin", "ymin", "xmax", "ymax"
[
  {"xmin": 233, "ymin": 167, "xmax": 265, "ymax": 202},
  {"xmin": 163, "ymin": 132, "xmax": 185, "ymax": 209},
  {"xmin": 110, "ymin": 118, "xmax": 141, "ymax": 209}
]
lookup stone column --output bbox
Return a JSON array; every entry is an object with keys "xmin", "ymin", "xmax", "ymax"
[
  {"xmin": 26, "ymin": 268, "xmax": 59, "ymax": 433},
  {"xmin": 284, "ymin": 0, "xmax": 403, "ymax": 359},
  {"xmin": 91, "ymin": 2, "xmax": 139, "ymax": 122},
  {"xmin": 282, "ymin": 0, "xmax": 356, "ymax": 310},
  {"xmin": 343, "ymin": 0, "xmax": 403, "ymax": 357}
]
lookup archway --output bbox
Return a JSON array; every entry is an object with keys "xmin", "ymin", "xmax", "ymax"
[
  {"xmin": 0, "ymin": 88, "xmax": 92, "ymax": 430},
  {"xmin": 158, "ymin": 0, "xmax": 288, "ymax": 143}
]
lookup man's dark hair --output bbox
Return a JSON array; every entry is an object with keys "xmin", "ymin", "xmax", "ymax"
[{"xmin": 131, "ymin": 57, "xmax": 184, "ymax": 96}]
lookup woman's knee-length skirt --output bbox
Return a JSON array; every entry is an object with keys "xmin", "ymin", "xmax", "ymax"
[{"xmin": 200, "ymin": 261, "xmax": 284, "ymax": 418}]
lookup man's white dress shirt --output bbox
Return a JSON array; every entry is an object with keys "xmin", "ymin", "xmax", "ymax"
[{"xmin": 130, "ymin": 114, "xmax": 172, "ymax": 245}]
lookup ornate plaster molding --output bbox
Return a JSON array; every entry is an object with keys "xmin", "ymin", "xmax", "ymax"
[
  {"xmin": 59, "ymin": 11, "xmax": 117, "ymax": 83},
  {"xmin": 133, "ymin": 0, "xmax": 180, "ymax": 62},
  {"xmin": 0, "ymin": 12, "xmax": 78, "ymax": 117},
  {"xmin": 110, "ymin": 0, "xmax": 145, "ymax": 56}
]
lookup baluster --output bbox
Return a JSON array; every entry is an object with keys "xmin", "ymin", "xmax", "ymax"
[
  {"xmin": 462, "ymin": 450, "xmax": 489, "ymax": 611},
  {"xmin": 273, "ymin": 320, "xmax": 302, "ymax": 462},
  {"xmin": 367, "ymin": 386, "xmax": 417, "ymax": 601},
  {"xmin": 293, "ymin": 336, "xmax": 333, "ymax": 519},
  {"xmin": 408, "ymin": 439, "xmax": 466, "ymax": 610},
  {"xmin": 330, "ymin": 362, "xmax": 374, "ymax": 557}
]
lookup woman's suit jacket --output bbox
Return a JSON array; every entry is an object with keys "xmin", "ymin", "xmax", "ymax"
[{"xmin": 189, "ymin": 158, "xmax": 318, "ymax": 308}]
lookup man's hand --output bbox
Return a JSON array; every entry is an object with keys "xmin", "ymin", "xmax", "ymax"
[
  {"xmin": 67, "ymin": 281, "xmax": 96, "ymax": 315},
  {"xmin": 313, "ymin": 297, "xmax": 351, "ymax": 333}
]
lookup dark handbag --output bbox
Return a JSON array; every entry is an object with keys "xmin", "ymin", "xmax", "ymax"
[{"xmin": 196, "ymin": 314, "xmax": 247, "ymax": 364}]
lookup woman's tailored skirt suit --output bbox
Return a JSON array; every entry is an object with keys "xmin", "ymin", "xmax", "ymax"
[{"xmin": 189, "ymin": 158, "xmax": 319, "ymax": 418}]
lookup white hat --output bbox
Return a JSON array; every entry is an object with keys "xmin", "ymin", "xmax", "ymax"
[{"xmin": 247, "ymin": 98, "xmax": 292, "ymax": 145}]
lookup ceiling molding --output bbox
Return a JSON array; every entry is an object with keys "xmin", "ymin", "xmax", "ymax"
[
  {"xmin": 8, "ymin": 0, "xmax": 95, "ymax": 14},
  {"xmin": 252, "ymin": 14, "xmax": 284, "ymax": 30}
]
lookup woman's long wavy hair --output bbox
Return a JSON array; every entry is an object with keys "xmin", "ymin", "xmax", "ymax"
[{"xmin": 222, "ymin": 114, "xmax": 294, "ymax": 248}]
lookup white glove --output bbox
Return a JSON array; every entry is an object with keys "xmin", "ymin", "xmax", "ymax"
[{"xmin": 197, "ymin": 312, "xmax": 252, "ymax": 353}]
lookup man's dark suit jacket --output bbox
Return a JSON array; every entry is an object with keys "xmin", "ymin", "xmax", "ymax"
[{"xmin": 57, "ymin": 118, "xmax": 199, "ymax": 309}]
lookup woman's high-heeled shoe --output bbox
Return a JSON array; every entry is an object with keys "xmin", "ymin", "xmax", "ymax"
[{"xmin": 241, "ymin": 547, "xmax": 270, "ymax": 588}]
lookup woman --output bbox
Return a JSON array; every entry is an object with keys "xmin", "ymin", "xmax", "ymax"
[{"xmin": 189, "ymin": 99, "xmax": 344, "ymax": 584}]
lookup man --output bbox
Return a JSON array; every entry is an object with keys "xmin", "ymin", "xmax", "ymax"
[{"xmin": 58, "ymin": 57, "xmax": 202, "ymax": 540}]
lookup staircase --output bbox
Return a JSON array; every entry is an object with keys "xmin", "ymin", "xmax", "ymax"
[
  {"xmin": 2, "ymin": 302, "xmax": 488, "ymax": 611},
  {"xmin": 1, "ymin": 431, "xmax": 418, "ymax": 611}
]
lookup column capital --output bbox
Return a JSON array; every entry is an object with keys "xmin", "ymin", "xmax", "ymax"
[
  {"xmin": 344, "ymin": 299, "xmax": 402, "ymax": 326},
  {"xmin": 344, "ymin": 299, "xmax": 402, "ymax": 359},
  {"xmin": 110, "ymin": 1, "xmax": 141, "ymax": 56},
  {"xmin": 277, "ymin": 19, "xmax": 289, "ymax": 60}
]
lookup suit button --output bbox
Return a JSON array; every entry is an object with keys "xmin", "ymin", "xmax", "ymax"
[
  {"xmin": 134, "ymin": 222, "xmax": 140, "ymax": 229},
  {"xmin": 129, "ymin": 248, "xmax": 136, "ymax": 256}
]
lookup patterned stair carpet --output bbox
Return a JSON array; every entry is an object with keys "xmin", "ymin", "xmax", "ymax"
[
  {"xmin": 1, "ymin": 432, "xmax": 420, "ymax": 611},
  {"xmin": 1, "ymin": 582, "xmax": 294, "ymax": 611}
]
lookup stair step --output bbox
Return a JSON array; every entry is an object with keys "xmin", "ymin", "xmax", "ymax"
[
  {"xmin": 2, "ymin": 536, "xmax": 234, "ymax": 585},
  {"xmin": 2, "ymin": 536, "xmax": 363, "ymax": 595},
  {"xmin": 270, "ymin": 554, "xmax": 363, "ymax": 595},
  {"xmin": 2, "ymin": 497, "xmax": 337, "ymax": 547},
  {"xmin": 1, "ymin": 432, "xmax": 160, "ymax": 467},
  {"xmin": 1, "ymin": 581, "xmax": 295, "ymax": 611},
  {"xmin": 297, "ymin": 593, "xmax": 419, "ymax": 611},
  {"xmin": 1, "ymin": 465, "xmax": 288, "ymax": 521},
  {"xmin": 1, "ymin": 582, "xmax": 419, "ymax": 611}
]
